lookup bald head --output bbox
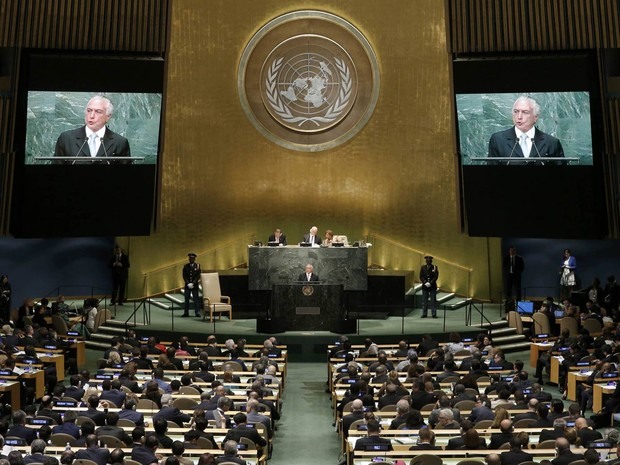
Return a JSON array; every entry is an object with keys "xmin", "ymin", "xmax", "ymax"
[
  {"xmin": 499, "ymin": 419, "xmax": 512, "ymax": 432},
  {"xmin": 555, "ymin": 437, "xmax": 570, "ymax": 452},
  {"xmin": 351, "ymin": 399, "xmax": 363, "ymax": 411}
]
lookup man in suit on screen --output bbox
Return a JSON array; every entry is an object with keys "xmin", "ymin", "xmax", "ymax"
[
  {"xmin": 54, "ymin": 95, "xmax": 131, "ymax": 164},
  {"xmin": 488, "ymin": 95, "xmax": 564, "ymax": 165}
]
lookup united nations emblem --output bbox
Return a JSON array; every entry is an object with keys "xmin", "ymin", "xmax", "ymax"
[
  {"xmin": 261, "ymin": 37, "xmax": 357, "ymax": 133},
  {"xmin": 238, "ymin": 11, "xmax": 380, "ymax": 151},
  {"xmin": 301, "ymin": 285, "xmax": 314, "ymax": 296}
]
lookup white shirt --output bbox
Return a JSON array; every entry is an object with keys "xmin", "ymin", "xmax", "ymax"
[
  {"xmin": 85, "ymin": 127, "xmax": 106, "ymax": 157},
  {"xmin": 515, "ymin": 127, "xmax": 535, "ymax": 157}
]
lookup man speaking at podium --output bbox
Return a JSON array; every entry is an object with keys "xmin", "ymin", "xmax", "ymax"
[
  {"xmin": 54, "ymin": 95, "xmax": 131, "ymax": 164},
  {"xmin": 298, "ymin": 264, "xmax": 320, "ymax": 282},
  {"xmin": 487, "ymin": 96, "xmax": 564, "ymax": 165}
]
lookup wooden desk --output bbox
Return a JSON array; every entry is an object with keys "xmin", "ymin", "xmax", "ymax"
[
  {"xmin": 39, "ymin": 353, "xmax": 65, "ymax": 382},
  {"xmin": 21, "ymin": 369, "xmax": 45, "ymax": 399},
  {"xmin": 530, "ymin": 342, "xmax": 554, "ymax": 368},
  {"xmin": 0, "ymin": 380, "xmax": 21, "ymax": 410},
  {"xmin": 593, "ymin": 382, "xmax": 616, "ymax": 413}
]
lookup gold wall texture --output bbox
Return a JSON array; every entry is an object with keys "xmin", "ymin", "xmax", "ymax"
[{"xmin": 127, "ymin": 0, "xmax": 502, "ymax": 300}]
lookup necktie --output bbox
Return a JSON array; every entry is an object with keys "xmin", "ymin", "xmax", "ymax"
[
  {"xmin": 519, "ymin": 134, "xmax": 529, "ymax": 157},
  {"xmin": 89, "ymin": 134, "xmax": 98, "ymax": 157},
  {"xmin": 307, "ymin": 273, "xmax": 311, "ymax": 281},
  {"xmin": 310, "ymin": 235, "xmax": 314, "ymax": 245}
]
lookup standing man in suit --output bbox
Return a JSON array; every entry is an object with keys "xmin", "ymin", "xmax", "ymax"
[
  {"xmin": 109, "ymin": 245, "xmax": 130, "ymax": 306},
  {"xmin": 488, "ymin": 95, "xmax": 564, "ymax": 165},
  {"xmin": 303, "ymin": 226, "xmax": 322, "ymax": 246},
  {"xmin": 181, "ymin": 252, "xmax": 201, "ymax": 318},
  {"xmin": 268, "ymin": 228, "xmax": 287, "ymax": 245},
  {"xmin": 503, "ymin": 246, "xmax": 524, "ymax": 303},
  {"xmin": 420, "ymin": 255, "xmax": 439, "ymax": 318},
  {"xmin": 54, "ymin": 95, "xmax": 131, "ymax": 164},
  {"xmin": 298, "ymin": 264, "xmax": 319, "ymax": 282}
]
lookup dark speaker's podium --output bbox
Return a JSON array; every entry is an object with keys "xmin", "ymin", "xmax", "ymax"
[{"xmin": 272, "ymin": 283, "xmax": 343, "ymax": 331}]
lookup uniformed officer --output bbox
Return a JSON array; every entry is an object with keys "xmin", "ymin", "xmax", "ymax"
[
  {"xmin": 182, "ymin": 253, "xmax": 202, "ymax": 317},
  {"xmin": 420, "ymin": 255, "xmax": 439, "ymax": 318}
]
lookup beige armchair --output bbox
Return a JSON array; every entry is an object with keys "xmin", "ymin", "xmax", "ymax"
[{"xmin": 200, "ymin": 272, "xmax": 232, "ymax": 322}]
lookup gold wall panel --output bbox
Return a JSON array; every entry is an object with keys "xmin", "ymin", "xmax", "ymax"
[{"xmin": 126, "ymin": 0, "xmax": 502, "ymax": 300}]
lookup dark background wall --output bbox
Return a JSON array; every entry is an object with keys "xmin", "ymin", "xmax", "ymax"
[
  {"xmin": 0, "ymin": 237, "xmax": 114, "ymax": 307},
  {"xmin": 505, "ymin": 238, "xmax": 620, "ymax": 300}
]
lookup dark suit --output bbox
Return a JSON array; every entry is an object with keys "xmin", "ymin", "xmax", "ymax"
[
  {"xmin": 131, "ymin": 445, "xmax": 158, "ymax": 465},
  {"xmin": 488, "ymin": 432, "xmax": 514, "ymax": 449},
  {"xmin": 96, "ymin": 425, "xmax": 132, "ymax": 446},
  {"xmin": 52, "ymin": 422, "xmax": 80, "ymax": 439},
  {"xmin": 302, "ymin": 234, "xmax": 322, "ymax": 245},
  {"xmin": 409, "ymin": 443, "xmax": 441, "ymax": 450},
  {"xmin": 353, "ymin": 436, "xmax": 393, "ymax": 451},
  {"xmin": 342, "ymin": 411, "xmax": 364, "ymax": 438},
  {"xmin": 222, "ymin": 425, "xmax": 267, "ymax": 448},
  {"xmin": 298, "ymin": 272, "xmax": 319, "ymax": 282},
  {"xmin": 109, "ymin": 252, "xmax": 130, "ymax": 304},
  {"xmin": 214, "ymin": 456, "xmax": 246, "ymax": 465},
  {"xmin": 6, "ymin": 424, "xmax": 37, "ymax": 444},
  {"xmin": 75, "ymin": 447, "xmax": 111, "ymax": 465},
  {"xmin": 552, "ymin": 450, "xmax": 584, "ymax": 465},
  {"xmin": 100, "ymin": 389, "xmax": 126, "ymax": 408},
  {"xmin": 118, "ymin": 408, "xmax": 145, "ymax": 426},
  {"xmin": 446, "ymin": 436, "xmax": 487, "ymax": 450},
  {"xmin": 64, "ymin": 386, "xmax": 85, "ymax": 401},
  {"xmin": 81, "ymin": 407, "xmax": 107, "ymax": 426},
  {"xmin": 24, "ymin": 454, "xmax": 58, "ymax": 465},
  {"xmin": 54, "ymin": 126, "xmax": 131, "ymax": 164},
  {"xmin": 488, "ymin": 127, "xmax": 565, "ymax": 165},
  {"xmin": 268, "ymin": 234, "xmax": 287, "ymax": 245},
  {"xmin": 500, "ymin": 448, "xmax": 533, "ymax": 465},
  {"xmin": 153, "ymin": 406, "xmax": 191, "ymax": 427},
  {"xmin": 503, "ymin": 252, "xmax": 525, "ymax": 301}
]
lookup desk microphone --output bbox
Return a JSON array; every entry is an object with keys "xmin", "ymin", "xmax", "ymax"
[
  {"xmin": 100, "ymin": 137, "xmax": 110, "ymax": 165},
  {"xmin": 532, "ymin": 139, "xmax": 545, "ymax": 166},
  {"xmin": 72, "ymin": 139, "xmax": 89, "ymax": 165},
  {"xmin": 506, "ymin": 138, "xmax": 519, "ymax": 166}
]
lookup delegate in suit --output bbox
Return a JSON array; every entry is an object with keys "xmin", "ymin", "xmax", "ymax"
[
  {"xmin": 488, "ymin": 95, "xmax": 564, "ymax": 165},
  {"xmin": 298, "ymin": 263, "xmax": 320, "ymax": 282},
  {"xmin": 54, "ymin": 95, "xmax": 131, "ymax": 164}
]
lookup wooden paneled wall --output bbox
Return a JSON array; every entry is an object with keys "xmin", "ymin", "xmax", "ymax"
[{"xmin": 447, "ymin": 0, "xmax": 620, "ymax": 52}]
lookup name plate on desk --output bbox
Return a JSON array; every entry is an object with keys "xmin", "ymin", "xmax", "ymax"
[{"xmin": 296, "ymin": 306, "xmax": 320, "ymax": 315}]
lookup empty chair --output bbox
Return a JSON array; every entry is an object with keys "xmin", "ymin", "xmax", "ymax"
[
  {"xmin": 98, "ymin": 435, "xmax": 124, "ymax": 448},
  {"xmin": 173, "ymin": 397, "xmax": 198, "ymax": 409},
  {"xmin": 93, "ymin": 308, "xmax": 111, "ymax": 333},
  {"xmin": 507, "ymin": 311, "xmax": 528, "ymax": 335},
  {"xmin": 50, "ymin": 433, "xmax": 77, "ymax": 446},
  {"xmin": 179, "ymin": 385, "xmax": 200, "ymax": 395},
  {"xmin": 582, "ymin": 318, "xmax": 602, "ymax": 335},
  {"xmin": 473, "ymin": 419, "xmax": 493, "ymax": 429},
  {"xmin": 51, "ymin": 314, "xmax": 69, "ymax": 335},
  {"xmin": 200, "ymin": 272, "xmax": 232, "ymax": 322},
  {"xmin": 137, "ymin": 398, "xmax": 159, "ymax": 410},
  {"xmin": 76, "ymin": 417, "xmax": 96, "ymax": 427},
  {"xmin": 379, "ymin": 404, "xmax": 398, "ymax": 412},
  {"xmin": 536, "ymin": 439, "xmax": 558, "ymax": 449},
  {"xmin": 454, "ymin": 400, "xmax": 476, "ymax": 410},
  {"xmin": 513, "ymin": 418, "xmax": 537, "ymax": 428},
  {"xmin": 196, "ymin": 436, "xmax": 215, "ymax": 449},
  {"xmin": 560, "ymin": 316, "xmax": 579, "ymax": 337},
  {"xmin": 532, "ymin": 311, "xmax": 551, "ymax": 334},
  {"xmin": 117, "ymin": 418, "xmax": 136, "ymax": 428}
]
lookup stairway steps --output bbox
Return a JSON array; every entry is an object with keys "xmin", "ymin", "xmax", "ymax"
[
  {"xmin": 492, "ymin": 334, "xmax": 527, "ymax": 345},
  {"xmin": 85, "ymin": 340, "xmax": 110, "ymax": 350},
  {"xmin": 489, "ymin": 326, "xmax": 517, "ymax": 337},
  {"xmin": 479, "ymin": 320, "xmax": 508, "ymax": 330},
  {"xmin": 499, "ymin": 341, "xmax": 532, "ymax": 352}
]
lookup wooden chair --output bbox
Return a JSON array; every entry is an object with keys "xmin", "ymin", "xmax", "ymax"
[
  {"xmin": 532, "ymin": 312, "xmax": 551, "ymax": 334},
  {"xmin": 98, "ymin": 435, "xmax": 124, "ymax": 448},
  {"xmin": 74, "ymin": 460, "xmax": 99, "ymax": 465},
  {"xmin": 124, "ymin": 460, "xmax": 143, "ymax": 465},
  {"xmin": 200, "ymin": 272, "xmax": 232, "ymax": 322},
  {"xmin": 117, "ymin": 418, "xmax": 136, "ymax": 428},
  {"xmin": 560, "ymin": 316, "xmax": 579, "ymax": 337},
  {"xmin": 93, "ymin": 308, "xmax": 111, "ymax": 333},
  {"xmin": 76, "ymin": 417, "xmax": 95, "ymax": 427},
  {"xmin": 473, "ymin": 419, "xmax": 493, "ymax": 429},
  {"xmin": 410, "ymin": 454, "xmax": 443, "ymax": 465},
  {"xmin": 379, "ymin": 404, "xmax": 398, "ymax": 412},
  {"xmin": 173, "ymin": 397, "xmax": 198, "ymax": 409},
  {"xmin": 420, "ymin": 403, "xmax": 436, "ymax": 412},
  {"xmin": 454, "ymin": 400, "xmax": 476, "ymax": 410},
  {"xmin": 582, "ymin": 318, "xmax": 602, "ymax": 336},
  {"xmin": 51, "ymin": 314, "xmax": 69, "ymax": 335},
  {"xmin": 507, "ymin": 311, "xmax": 527, "ymax": 335},
  {"xmin": 535, "ymin": 439, "xmax": 557, "ymax": 449},
  {"xmin": 442, "ymin": 375, "xmax": 460, "ymax": 383},
  {"xmin": 513, "ymin": 418, "xmax": 537, "ymax": 428},
  {"xmin": 50, "ymin": 432, "xmax": 77, "ymax": 446},
  {"xmin": 196, "ymin": 436, "xmax": 215, "ymax": 449},
  {"xmin": 179, "ymin": 385, "xmax": 200, "ymax": 395},
  {"xmin": 137, "ymin": 398, "xmax": 159, "ymax": 410}
]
